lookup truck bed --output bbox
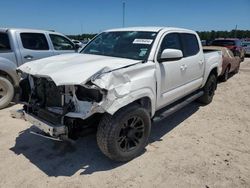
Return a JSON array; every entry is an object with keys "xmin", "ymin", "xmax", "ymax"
[{"xmin": 203, "ymin": 49, "xmax": 223, "ymax": 76}]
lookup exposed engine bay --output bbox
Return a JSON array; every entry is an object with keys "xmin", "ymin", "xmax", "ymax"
[{"xmin": 19, "ymin": 75, "xmax": 105, "ymax": 139}]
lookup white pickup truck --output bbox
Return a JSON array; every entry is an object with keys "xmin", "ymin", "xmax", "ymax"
[{"xmin": 17, "ymin": 27, "xmax": 222, "ymax": 161}]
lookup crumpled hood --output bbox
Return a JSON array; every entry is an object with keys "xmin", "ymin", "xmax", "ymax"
[{"xmin": 18, "ymin": 53, "xmax": 139, "ymax": 86}]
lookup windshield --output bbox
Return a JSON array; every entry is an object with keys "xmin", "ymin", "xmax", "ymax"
[{"xmin": 81, "ymin": 31, "xmax": 157, "ymax": 60}]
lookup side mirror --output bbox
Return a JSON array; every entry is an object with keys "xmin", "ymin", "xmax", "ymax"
[{"xmin": 158, "ymin": 49, "xmax": 183, "ymax": 62}]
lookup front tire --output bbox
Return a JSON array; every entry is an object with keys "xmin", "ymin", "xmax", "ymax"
[
  {"xmin": 198, "ymin": 74, "xmax": 217, "ymax": 105},
  {"xmin": 0, "ymin": 76, "xmax": 14, "ymax": 109},
  {"xmin": 97, "ymin": 104, "xmax": 151, "ymax": 162}
]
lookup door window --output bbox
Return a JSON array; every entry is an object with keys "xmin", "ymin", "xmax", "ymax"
[
  {"xmin": 180, "ymin": 33, "xmax": 200, "ymax": 57},
  {"xmin": 0, "ymin": 33, "xmax": 11, "ymax": 52},
  {"xmin": 20, "ymin": 33, "xmax": 49, "ymax": 50},
  {"xmin": 49, "ymin": 34, "xmax": 74, "ymax": 50},
  {"xmin": 158, "ymin": 33, "xmax": 182, "ymax": 57}
]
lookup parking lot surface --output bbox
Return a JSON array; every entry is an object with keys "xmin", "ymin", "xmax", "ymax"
[{"xmin": 0, "ymin": 58, "xmax": 250, "ymax": 188}]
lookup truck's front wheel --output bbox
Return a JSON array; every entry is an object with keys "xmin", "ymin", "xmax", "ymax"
[
  {"xmin": 198, "ymin": 74, "xmax": 217, "ymax": 105},
  {"xmin": 97, "ymin": 104, "xmax": 151, "ymax": 162}
]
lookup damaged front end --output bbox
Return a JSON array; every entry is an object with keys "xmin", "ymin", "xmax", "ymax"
[
  {"xmin": 16, "ymin": 57, "xmax": 155, "ymax": 141},
  {"xmin": 19, "ymin": 75, "xmax": 107, "ymax": 140}
]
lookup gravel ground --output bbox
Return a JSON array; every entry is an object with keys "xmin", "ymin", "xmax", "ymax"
[{"xmin": 0, "ymin": 58, "xmax": 250, "ymax": 188}]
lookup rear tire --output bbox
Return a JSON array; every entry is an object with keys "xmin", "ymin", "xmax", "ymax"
[
  {"xmin": 0, "ymin": 76, "xmax": 14, "ymax": 109},
  {"xmin": 97, "ymin": 104, "xmax": 151, "ymax": 162},
  {"xmin": 197, "ymin": 74, "xmax": 217, "ymax": 105},
  {"xmin": 221, "ymin": 66, "xmax": 230, "ymax": 82}
]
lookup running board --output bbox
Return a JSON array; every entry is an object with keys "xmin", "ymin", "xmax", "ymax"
[{"xmin": 153, "ymin": 91, "xmax": 204, "ymax": 122}]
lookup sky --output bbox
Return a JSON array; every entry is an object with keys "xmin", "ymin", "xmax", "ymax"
[{"xmin": 1, "ymin": 0, "xmax": 250, "ymax": 35}]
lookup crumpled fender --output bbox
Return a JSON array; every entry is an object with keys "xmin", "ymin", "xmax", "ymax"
[
  {"xmin": 104, "ymin": 87, "xmax": 156, "ymax": 116},
  {"xmin": 92, "ymin": 62, "xmax": 157, "ymax": 117}
]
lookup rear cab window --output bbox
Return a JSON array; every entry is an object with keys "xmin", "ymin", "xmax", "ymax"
[
  {"xmin": 0, "ymin": 32, "xmax": 11, "ymax": 52},
  {"xmin": 20, "ymin": 33, "xmax": 49, "ymax": 50},
  {"xmin": 49, "ymin": 34, "xmax": 74, "ymax": 50}
]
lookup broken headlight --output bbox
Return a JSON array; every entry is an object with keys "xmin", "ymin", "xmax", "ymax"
[{"xmin": 75, "ymin": 86, "xmax": 103, "ymax": 102}]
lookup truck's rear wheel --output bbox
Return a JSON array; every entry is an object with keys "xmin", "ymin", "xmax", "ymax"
[
  {"xmin": 197, "ymin": 74, "xmax": 217, "ymax": 105},
  {"xmin": 97, "ymin": 105, "xmax": 151, "ymax": 162},
  {"xmin": 0, "ymin": 76, "xmax": 14, "ymax": 109}
]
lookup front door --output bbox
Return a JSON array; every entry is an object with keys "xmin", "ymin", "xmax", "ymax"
[{"xmin": 156, "ymin": 32, "xmax": 187, "ymax": 108}]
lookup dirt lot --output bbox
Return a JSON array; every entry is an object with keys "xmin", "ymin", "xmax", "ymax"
[{"xmin": 0, "ymin": 58, "xmax": 250, "ymax": 188}]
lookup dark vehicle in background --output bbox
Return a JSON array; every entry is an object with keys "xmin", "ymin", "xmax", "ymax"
[
  {"xmin": 203, "ymin": 46, "xmax": 240, "ymax": 81},
  {"xmin": 211, "ymin": 39, "xmax": 245, "ymax": 62},
  {"xmin": 201, "ymin": 40, "xmax": 207, "ymax": 46}
]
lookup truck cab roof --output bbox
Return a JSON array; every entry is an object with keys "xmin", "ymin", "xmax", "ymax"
[
  {"xmin": 105, "ymin": 26, "xmax": 194, "ymax": 33},
  {"xmin": 0, "ymin": 28, "xmax": 63, "ymax": 36}
]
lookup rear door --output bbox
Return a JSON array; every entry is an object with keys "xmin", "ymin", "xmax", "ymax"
[
  {"xmin": 49, "ymin": 34, "xmax": 75, "ymax": 54},
  {"xmin": 16, "ymin": 32, "xmax": 54, "ymax": 64},
  {"xmin": 179, "ymin": 33, "xmax": 204, "ymax": 86}
]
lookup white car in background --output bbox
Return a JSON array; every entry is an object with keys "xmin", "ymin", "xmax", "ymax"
[
  {"xmin": 242, "ymin": 41, "xmax": 250, "ymax": 56},
  {"xmin": 71, "ymin": 39, "xmax": 85, "ymax": 48}
]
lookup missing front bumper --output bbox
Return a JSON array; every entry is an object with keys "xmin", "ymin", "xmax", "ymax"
[{"xmin": 24, "ymin": 112, "xmax": 67, "ymax": 138}]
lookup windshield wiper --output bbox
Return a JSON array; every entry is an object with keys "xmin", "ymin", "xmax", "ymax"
[
  {"xmin": 104, "ymin": 60, "xmax": 146, "ymax": 74},
  {"xmin": 91, "ymin": 60, "xmax": 146, "ymax": 82}
]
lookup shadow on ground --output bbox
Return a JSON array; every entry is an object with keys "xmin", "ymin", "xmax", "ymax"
[{"xmin": 10, "ymin": 102, "xmax": 200, "ymax": 177}]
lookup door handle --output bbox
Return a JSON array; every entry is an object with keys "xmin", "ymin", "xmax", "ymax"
[
  {"xmin": 199, "ymin": 60, "xmax": 204, "ymax": 65},
  {"xmin": 180, "ymin": 64, "xmax": 187, "ymax": 71},
  {"xmin": 24, "ymin": 55, "xmax": 33, "ymax": 60}
]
